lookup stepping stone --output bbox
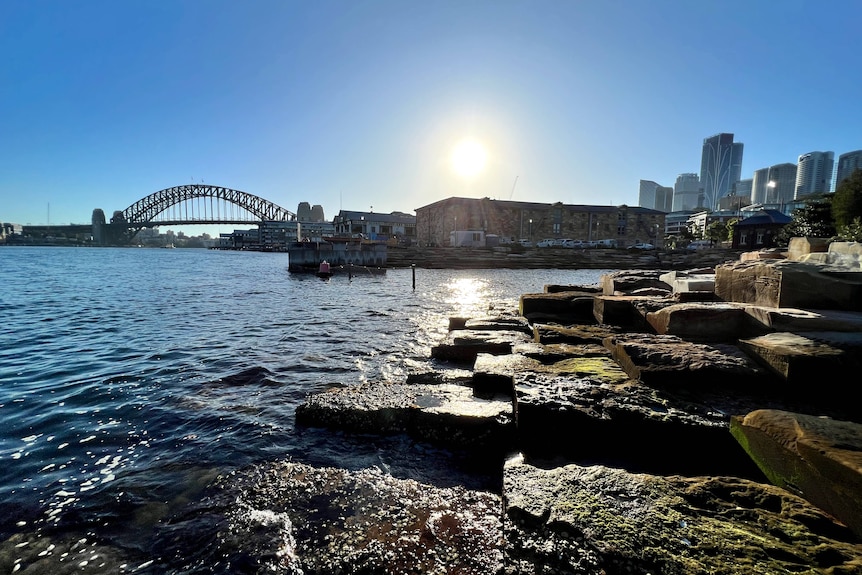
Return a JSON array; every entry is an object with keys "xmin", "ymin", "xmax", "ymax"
[
  {"xmin": 604, "ymin": 333, "xmax": 775, "ymax": 390},
  {"xmin": 503, "ymin": 456, "xmax": 862, "ymax": 574},
  {"xmin": 431, "ymin": 329, "xmax": 530, "ymax": 363},
  {"xmin": 731, "ymin": 409, "xmax": 862, "ymax": 539},
  {"xmin": 296, "ymin": 382, "xmax": 514, "ymax": 450},
  {"xmin": 645, "ymin": 302, "xmax": 758, "ymax": 341}
]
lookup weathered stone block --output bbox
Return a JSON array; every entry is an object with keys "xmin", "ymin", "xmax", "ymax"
[
  {"xmin": 645, "ymin": 302, "xmax": 758, "ymax": 341},
  {"xmin": 603, "ymin": 333, "xmax": 774, "ymax": 390},
  {"xmin": 738, "ymin": 331, "xmax": 862, "ymax": 400},
  {"xmin": 532, "ymin": 322, "xmax": 622, "ymax": 345},
  {"xmin": 431, "ymin": 329, "xmax": 529, "ymax": 363},
  {"xmin": 296, "ymin": 382, "xmax": 513, "ymax": 450},
  {"xmin": 600, "ymin": 270, "xmax": 671, "ymax": 295},
  {"xmin": 715, "ymin": 260, "xmax": 862, "ymax": 310},
  {"xmin": 593, "ymin": 295, "xmax": 663, "ymax": 328},
  {"xmin": 503, "ymin": 457, "xmax": 862, "ymax": 574},
  {"xmin": 787, "ymin": 236, "xmax": 830, "ymax": 260},
  {"xmin": 731, "ymin": 409, "xmax": 862, "ymax": 540},
  {"xmin": 743, "ymin": 306, "xmax": 862, "ymax": 332},
  {"xmin": 519, "ymin": 291, "xmax": 597, "ymax": 324}
]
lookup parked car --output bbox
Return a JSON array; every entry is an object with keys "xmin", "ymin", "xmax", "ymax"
[
  {"xmin": 536, "ymin": 238, "xmax": 555, "ymax": 248},
  {"xmin": 687, "ymin": 240, "xmax": 712, "ymax": 251},
  {"xmin": 630, "ymin": 243, "xmax": 654, "ymax": 250},
  {"xmin": 553, "ymin": 238, "xmax": 574, "ymax": 247},
  {"xmin": 517, "ymin": 239, "xmax": 533, "ymax": 247}
]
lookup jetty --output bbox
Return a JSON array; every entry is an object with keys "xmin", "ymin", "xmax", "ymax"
[{"xmin": 160, "ymin": 238, "xmax": 862, "ymax": 573}]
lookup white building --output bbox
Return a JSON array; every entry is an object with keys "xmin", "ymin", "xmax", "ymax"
[{"xmin": 795, "ymin": 151, "xmax": 834, "ymax": 198}]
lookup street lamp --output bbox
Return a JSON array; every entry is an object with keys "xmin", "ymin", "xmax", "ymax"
[{"xmin": 529, "ymin": 218, "xmax": 533, "ymax": 241}]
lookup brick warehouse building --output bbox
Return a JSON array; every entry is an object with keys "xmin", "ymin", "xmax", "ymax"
[{"xmin": 415, "ymin": 197, "xmax": 666, "ymax": 248}]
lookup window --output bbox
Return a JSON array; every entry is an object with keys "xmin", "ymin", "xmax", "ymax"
[{"xmin": 553, "ymin": 223, "xmax": 561, "ymax": 234}]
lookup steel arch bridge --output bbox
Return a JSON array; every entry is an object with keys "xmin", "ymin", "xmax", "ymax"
[{"xmin": 107, "ymin": 184, "xmax": 296, "ymax": 243}]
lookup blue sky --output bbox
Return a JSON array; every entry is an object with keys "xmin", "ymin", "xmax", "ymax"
[{"xmin": 2, "ymin": 0, "xmax": 860, "ymax": 234}]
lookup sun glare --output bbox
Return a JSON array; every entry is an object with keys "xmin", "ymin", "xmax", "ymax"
[{"xmin": 450, "ymin": 139, "xmax": 488, "ymax": 178}]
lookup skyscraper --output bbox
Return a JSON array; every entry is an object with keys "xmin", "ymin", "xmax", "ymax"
[
  {"xmin": 638, "ymin": 180, "xmax": 660, "ymax": 209},
  {"xmin": 700, "ymin": 133, "xmax": 744, "ymax": 210},
  {"xmin": 836, "ymin": 150, "xmax": 862, "ymax": 188},
  {"xmin": 673, "ymin": 173, "xmax": 700, "ymax": 211},
  {"xmin": 655, "ymin": 186, "xmax": 673, "ymax": 212},
  {"xmin": 795, "ymin": 151, "xmax": 834, "ymax": 198}
]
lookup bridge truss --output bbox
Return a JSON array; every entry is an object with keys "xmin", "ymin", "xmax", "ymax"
[{"xmin": 109, "ymin": 184, "xmax": 296, "ymax": 243}]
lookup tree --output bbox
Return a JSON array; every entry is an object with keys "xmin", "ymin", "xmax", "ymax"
[
  {"xmin": 705, "ymin": 220, "xmax": 729, "ymax": 243},
  {"xmin": 775, "ymin": 195, "xmax": 836, "ymax": 245},
  {"xmin": 832, "ymin": 168, "xmax": 862, "ymax": 228}
]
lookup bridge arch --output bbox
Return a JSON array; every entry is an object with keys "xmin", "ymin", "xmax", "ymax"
[{"xmin": 113, "ymin": 184, "xmax": 295, "ymax": 226}]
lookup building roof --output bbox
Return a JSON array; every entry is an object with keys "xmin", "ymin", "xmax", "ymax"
[
  {"xmin": 415, "ymin": 196, "xmax": 665, "ymax": 215},
  {"xmin": 336, "ymin": 210, "xmax": 416, "ymax": 223},
  {"xmin": 736, "ymin": 209, "xmax": 792, "ymax": 227}
]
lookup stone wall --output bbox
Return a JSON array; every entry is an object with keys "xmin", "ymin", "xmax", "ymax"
[{"xmin": 415, "ymin": 197, "xmax": 665, "ymax": 248}]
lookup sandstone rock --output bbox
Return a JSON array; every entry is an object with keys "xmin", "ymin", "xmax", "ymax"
[
  {"xmin": 544, "ymin": 283, "xmax": 602, "ymax": 294},
  {"xmin": 645, "ymin": 302, "xmax": 760, "ymax": 341},
  {"xmin": 738, "ymin": 332, "xmax": 862, "ymax": 406},
  {"xmin": 513, "ymin": 341, "xmax": 611, "ymax": 363},
  {"xmin": 593, "ymin": 295, "xmax": 666, "ymax": 329},
  {"xmin": 158, "ymin": 462, "xmax": 504, "ymax": 574},
  {"xmin": 503, "ymin": 457, "xmax": 862, "ymax": 574},
  {"xmin": 740, "ymin": 249, "xmax": 786, "ymax": 261},
  {"xmin": 473, "ymin": 351, "xmax": 628, "ymax": 399},
  {"xmin": 532, "ymin": 322, "xmax": 623, "ymax": 345},
  {"xmin": 519, "ymin": 291, "xmax": 597, "ymax": 324},
  {"xmin": 493, "ymin": 349, "xmax": 759, "ymax": 476},
  {"xmin": 787, "ymin": 236, "xmax": 831, "ymax": 260},
  {"xmin": 431, "ymin": 329, "xmax": 530, "ymax": 363},
  {"xmin": 464, "ymin": 316, "xmax": 532, "ymax": 333},
  {"xmin": 743, "ymin": 306, "xmax": 862, "ymax": 332},
  {"xmin": 715, "ymin": 260, "xmax": 862, "ymax": 310},
  {"xmin": 600, "ymin": 270, "xmax": 671, "ymax": 295},
  {"xmin": 296, "ymin": 382, "xmax": 513, "ymax": 450},
  {"xmin": 731, "ymin": 409, "xmax": 862, "ymax": 540},
  {"xmin": 604, "ymin": 333, "xmax": 775, "ymax": 390}
]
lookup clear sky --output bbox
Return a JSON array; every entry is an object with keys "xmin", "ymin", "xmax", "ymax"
[{"xmin": 2, "ymin": 0, "xmax": 860, "ymax": 235}]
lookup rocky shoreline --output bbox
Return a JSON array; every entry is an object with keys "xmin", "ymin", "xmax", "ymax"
[{"xmin": 55, "ymin": 240, "xmax": 859, "ymax": 573}]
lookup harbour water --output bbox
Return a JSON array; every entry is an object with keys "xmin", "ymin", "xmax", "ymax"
[{"xmin": 0, "ymin": 246, "xmax": 610, "ymax": 570}]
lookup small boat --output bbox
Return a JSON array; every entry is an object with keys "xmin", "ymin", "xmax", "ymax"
[{"xmin": 317, "ymin": 260, "xmax": 333, "ymax": 278}]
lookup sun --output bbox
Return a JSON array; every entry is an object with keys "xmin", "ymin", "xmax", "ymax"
[{"xmin": 450, "ymin": 139, "xmax": 488, "ymax": 178}]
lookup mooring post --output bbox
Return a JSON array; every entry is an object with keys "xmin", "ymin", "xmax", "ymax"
[
  {"xmin": 349, "ymin": 262, "xmax": 353, "ymax": 280},
  {"xmin": 411, "ymin": 263, "xmax": 416, "ymax": 290}
]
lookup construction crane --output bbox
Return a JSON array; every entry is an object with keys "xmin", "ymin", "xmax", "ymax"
[{"xmin": 508, "ymin": 176, "xmax": 519, "ymax": 200}]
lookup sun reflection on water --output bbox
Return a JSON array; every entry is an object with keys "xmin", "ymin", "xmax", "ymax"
[{"xmin": 444, "ymin": 277, "xmax": 491, "ymax": 318}]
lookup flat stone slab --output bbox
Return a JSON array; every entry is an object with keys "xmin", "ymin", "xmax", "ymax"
[
  {"xmin": 503, "ymin": 457, "xmax": 862, "ymax": 574},
  {"xmin": 645, "ymin": 302, "xmax": 760, "ymax": 341},
  {"xmin": 296, "ymin": 382, "xmax": 513, "ymax": 449},
  {"xmin": 473, "ymin": 351, "xmax": 629, "ymax": 398},
  {"xmin": 600, "ymin": 270, "xmax": 672, "ymax": 295},
  {"xmin": 519, "ymin": 291, "xmax": 598, "ymax": 324},
  {"xmin": 479, "ymin": 349, "xmax": 760, "ymax": 475},
  {"xmin": 715, "ymin": 260, "xmax": 862, "ymax": 310},
  {"xmin": 604, "ymin": 333, "xmax": 775, "ymax": 390},
  {"xmin": 533, "ymin": 323, "xmax": 622, "ymax": 345},
  {"xmin": 158, "ymin": 461, "xmax": 504, "ymax": 574},
  {"xmin": 593, "ymin": 295, "xmax": 669, "ymax": 328},
  {"xmin": 738, "ymin": 331, "xmax": 862, "ymax": 396},
  {"xmin": 743, "ymin": 305, "xmax": 862, "ymax": 332},
  {"xmin": 431, "ymin": 329, "xmax": 530, "ymax": 363},
  {"xmin": 731, "ymin": 409, "xmax": 862, "ymax": 539},
  {"xmin": 462, "ymin": 315, "xmax": 533, "ymax": 333}
]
